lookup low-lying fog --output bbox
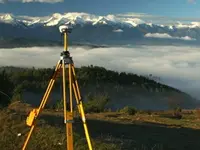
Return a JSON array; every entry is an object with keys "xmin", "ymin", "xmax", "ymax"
[{"xmin": 0, "ymin": 45, "xmax": 200, "ymax": 100}]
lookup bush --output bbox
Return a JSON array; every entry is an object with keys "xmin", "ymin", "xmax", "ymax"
[
  {"xmin": 84, "ymin": 93, "xmax": 110, "ymax": 113},
  {"xmin": 0, "ymin": 70, "xmax": 14, "ymax": 107},
  {"xmin": 54, "ymin": 99, "xmax": 63, "ymax": 110},
  {"xmin": 104, "ymin": 108, "xmax": 112, "ymax": 112},
  {"xmin": 196, "ymin": 108, "xmax": 200, "ymax": 119},
  {"xmin": 11, "ymin": 93, "xmax": 22, "ymax": 103},
  {"xmin": 52, "ymin": 99, "xmax": 71, "ymax": 111},
  {"xmin": 173, "ymin": 106, "xmax": 182, "ymax": 119},
  {"xmin": 138, "ymin": 110, "xmax": 152, "ymax": 115},
  {"xmin": 11, "ymin": 84, "xmax": 23, "ymax": 101},
  {"xmin": 120, "ymin": 106, "xmax": 137, "ymax": 115},
  {"xmin": 146, "ymin": 110, "xmax": 152, "ymax": 115},
  {"xmin": 51, "ymin": 93, "xmax": 110, "ymax": 114},
  {"xmin": 174, "ymin": 106, "xmax": 182, "ymax": 113}
]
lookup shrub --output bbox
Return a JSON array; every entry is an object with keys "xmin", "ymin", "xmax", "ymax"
[
  {"xmin": 174, "ymin": 106, "xmax": 182, "ymax": 113},
  {"xmin": 11, "ymin": 93, "xmax": 22, "ymax": 103},
  {"xmin": 196, "ymin": 108, "xmax": 200, "ymax": 119},
  {"xmin": 84, "ymin": 93, "xmax": 110, "ymax": 113},
  {"xmin": 138, "ymin": 110, "xmax": 152, "ymax": 115},
  {"xmin": 104, "ymin": 108, "xmax": 112, "ymax": 112},
  {"xmin": 173, "ymin": 106, "xmax": 182, "ymax": 119},
  {"xmin": 0, "ymin": 70, "xmax": 14, "ymax": 107},
  {"xmin": 51, "ymin": 93, "xmax": 110, "ymax": 113},
  {"xmin": 55, "ymin": 99, "xmax": 63, "ymax": 110},
  {"xmin": 146, "ymin": 110, "xmax": 152, "ymax": 115},
  {"xmin": 52, "ymin": 99, "xmax": 72, "ymax": 111},
  {"xmin": 120, "ymin": 106, "xmax": 137, "ymax": 115},
  {"xmin": 11, "ymin": 84, "xmax": 23, "ymax": 102}
]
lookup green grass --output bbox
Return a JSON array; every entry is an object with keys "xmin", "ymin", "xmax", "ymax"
[{"xmin": 1, "ymin": 101, "xmax": 200, "ymax": 150}]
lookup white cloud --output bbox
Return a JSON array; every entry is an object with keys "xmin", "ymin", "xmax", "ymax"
[
  {"xmin": 144, "ymin": 33, "xmax": 196, "ymax": 41},
  {"xmin": 117, "ymin": 12, "xmax": 200, "ymax": 26},
  {"xmin": 0, "ymin": 0, "xmax": 63, "ymax": 3},
  {"xmin": 113, "ymin": 29, "xmax": 123, "ymax": 32},
  {"xmin": 0, "ymin": 0, "xmax": 7, "ymax": 3},
  {"xmin": 1, "ymin": 45, "xmax": 200, "ymax": 98},
  {"xmin": 145, "ymin": 33, "xmax": 172, "ymax": 39},
  {"xmin": 22, "ymin": 0, "xmax": 63, "ymax": 3},
  {"xmin": 116, "ymin": 12, "xmax": 154, "ymax": 18},
  {"xmin": 179, "ymin": 36, "xmax": 195, "ymax": 40}
]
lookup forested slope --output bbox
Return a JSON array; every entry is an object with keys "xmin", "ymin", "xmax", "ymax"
[{"xmin": 0, "ymin": 66, "xmax": 198, "ymax": 110}]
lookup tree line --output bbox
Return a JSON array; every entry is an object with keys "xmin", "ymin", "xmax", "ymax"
[{"xmin": 0, "ymin": 65, "xmax": 180, "ymax": 107}]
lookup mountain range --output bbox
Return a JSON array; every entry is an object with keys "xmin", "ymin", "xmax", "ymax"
[{"xmin": 1, "ymin": 12, "xmax": 200, "ymax": 46}]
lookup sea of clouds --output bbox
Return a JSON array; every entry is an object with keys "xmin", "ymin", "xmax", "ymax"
[{"xmin": 0, "ymin": 45, "xmax": 200, "ymax": 99}]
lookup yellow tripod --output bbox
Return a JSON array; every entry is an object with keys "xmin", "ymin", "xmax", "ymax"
[{"xmin": 22, "ymin": 27, "xmax": 93, "ymax": 150}]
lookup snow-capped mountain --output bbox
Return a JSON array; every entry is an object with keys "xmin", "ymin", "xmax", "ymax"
[
  {"xmin": 0, "ymin": 12, "xmax": 200, "ymax": 46},
  {"xmin": 0, "ymin": 12, "xmax": 145, "ymax": 27},
  {"xmin": 1, "ymin": 12, "xmax": 200, "ymax": 29}
]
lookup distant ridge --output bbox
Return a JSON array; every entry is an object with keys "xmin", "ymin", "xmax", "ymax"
[{"xmin": 0, "ymin": 12, "xmax": 199, "ymax": 45}]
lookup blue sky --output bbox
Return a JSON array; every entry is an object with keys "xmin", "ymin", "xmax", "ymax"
[{"xmin": 0, "ymin": 0, "xmax": 199, "ymax": 18}]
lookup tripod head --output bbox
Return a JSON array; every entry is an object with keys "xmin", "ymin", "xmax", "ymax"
[{"xmin": 59, "ymin": 24, "xmax": 72, "ymax": 34}]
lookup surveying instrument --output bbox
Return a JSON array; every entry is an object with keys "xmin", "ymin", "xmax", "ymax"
[{"xmin": 22, "ymin": 25, "xmax": 93, "ymax": 150}]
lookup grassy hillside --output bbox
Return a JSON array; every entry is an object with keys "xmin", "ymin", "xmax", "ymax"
[{"xmin": 1, "ymin": 101, "xmax": 200, "ymax": 150}]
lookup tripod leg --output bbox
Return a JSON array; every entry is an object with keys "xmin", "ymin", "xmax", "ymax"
[
  {"xmin": 22, "ymin": 61, "xmax": 62, "ymax": 150},
  {"xmin": 62, "ymin": 62, "xmax": 73, "ymax": 150},
  {"xmin": 41, "ymin": 61, "xmax": 62, "ymax": 109},
  {"xmin": 71, "ymin": 64, "xmax": 93, "ymax": 150}
]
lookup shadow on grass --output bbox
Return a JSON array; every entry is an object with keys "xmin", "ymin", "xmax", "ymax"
[{"xmin": 38, "ymin": 114, "xmax": 200, "ymax": 150}]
